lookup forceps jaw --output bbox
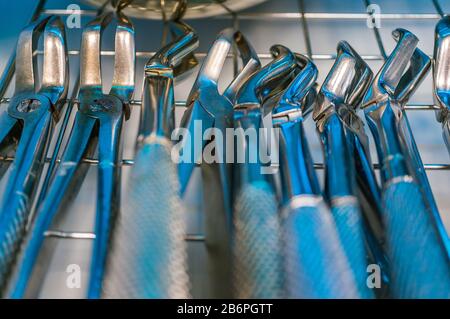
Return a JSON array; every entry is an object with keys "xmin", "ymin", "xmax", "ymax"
[
  {"xmin": 12, "ymin": 16, "xmax": 69, "ymax": 120},
  {"xmin": 236, "ymin": 45, "xmax": 298, "ymax": 105},
  {"xmin": 363, "ymin": 28, "xmax": 429, "ymax": 112},
  {"xmin": 271, "ymin": 54, "xmax": 318, "ymax": 123},
  {"xmin": 313, "ymin": 41, "xmax": 372, "ymax": 131}
]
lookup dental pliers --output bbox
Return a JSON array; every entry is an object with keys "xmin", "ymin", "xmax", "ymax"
[
  {"xmin": 230, "ymin": 46, "xmax": 303, "ymax": 299},
  {"xmin": 0, "ymin": 16, "xmax": 68, "ymax": 293},
  {"xmin": 10, "ymin": 11, "xmax": 135, "ymax": 299},
  {"xmin": 272, "ymin": 55, "xmax": 360, "ymax": 299},
  {"xmin": 103, "ymin": 2, "xmax": 198, "ymax": 298},
  {"xmin": 433, "ymin": 15, "xmax": 450, "ymax": 155},
  {"xmin": 176, "ymin": 29, "xmax": 262, "ymax": 297},
  {"xmin": 361, "ymin": 28, "xmax": 450, "ymax": 298},
  {"xmin": 313, "ymin": 41, "xmax": 374, "ymax": 298}
]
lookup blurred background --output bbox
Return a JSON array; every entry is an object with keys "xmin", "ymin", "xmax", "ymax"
[{"xmin": 0, "ymin": 0, "xmax": 449, "ymax": 298}]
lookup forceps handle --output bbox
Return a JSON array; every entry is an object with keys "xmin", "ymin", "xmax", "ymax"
[
  {"xmin": 103, "ymin": 138, "xmax": 190, "ymax": 298},
  {"xmin": 282, "ymin": 197, "xmax": 359, "ymax": 298},
  {"xmin": 88, "ymin": 115, "xmax": 124, "ymax": 299},
  {"xmin": 382, "ymin": 179, "xmax": 450, "ymax": 298},
  {"xmin": 320, "ymin": 113, "xmax": 355, "ymax": 199},
  {"xmin": 9, "ymin": 114, "xmax": 97, "ymax": 298},
  {"xmin": 276, "ymin": 120, "xmax": 321, "ymax": 204},
  {"xmin": 331, "ymin": 200, "xmax": 374, "ymax": 298},
  {"xmin": 397, "ymin": 111, "xmax": 450, "ymax": 256},
  {"xmin": 232, "ymin": 180, "xmax": 284, "ymax": 299},
  {"xmin": 0, "ymin": 113, "xmax": 52, "ymax": 291}
]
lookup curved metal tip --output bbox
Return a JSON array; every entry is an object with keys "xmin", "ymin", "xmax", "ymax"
[
  {"xmin": 15, "ymin": 15, "xmax": 69, "ymax": 104},
  {"xmin": 382, "ymin": 29, "xmax": 419, "ymax": 96},
  {"xmin": 314, "ymin": 41, "xmax": 372, "ymax": 121},
  {"xmin": 434, "ymin": 16, "xmax": 450, "ymax": 118},
  {"xmin": 236, "ymin": 44, "xmax": 297, "ymax": 105},
  {"xmin": 223, "ymin": 32, "xmax": 261, "ymax": 103},
  {"xmin": 363, "ymin": 28, "xmax": 430, "ymax": 109},
  {"xmin": 272, "ymin": 54, "xmax": 317, "ymax": 118},
  {"xmin": 145, "ymin": 20, "xmax": 199, "ymax": 76}
]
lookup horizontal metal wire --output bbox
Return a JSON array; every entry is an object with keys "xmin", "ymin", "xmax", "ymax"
[
  {"xmin": 0, "ymin": 97, "xmax": 441, "ymax": 111},
  {"xmin": 0, "ymin": 154, "xmax": 447, "ymax": 170},
  {"xmin": 36, "ymin": 49, "xmax": 386, "ymax": 61},
  {"xmin": 44, "ymin": 230, "xmax": 205, "ymax": 241},
  {"xmin": 42, "ymin": 9, "xmax": 442, "ymax": 20}
]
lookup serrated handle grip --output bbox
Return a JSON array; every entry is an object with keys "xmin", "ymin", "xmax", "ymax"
[
  {"xmin": 383, "ymin": 180, "xmax": 450, "ymax": 298},
  {"xmin": 103, "ymin": 141, "xmax": 190, "ymax": 298},
  {"xmin": 283, "ymin": 199, "xmax": 360, "ymax": 298},
  {"xmin": 331, "ymin": 202, "xmax": 374, "ymax": 298},
  {"xmin": 232, "ymin": 181, "xmax": 284, "ymax": 299}
]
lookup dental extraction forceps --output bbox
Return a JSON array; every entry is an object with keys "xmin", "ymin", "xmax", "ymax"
[
  {"xmin": 361, "ymin": 29, "xmax": 450, "ymax": 298},
  {"xmin": 272, "ymin": 55, "xmax": 360, "ymax": 299},
  {"xmin": 10, "ymin": 12, "xmax": 135, "ymax": 299},
  {"xmin": 177, "ymin": 29, "xmax": 262, "ymax": 297},
  {"xmin": 433, "ymin": 15, "xmax": 450, "ymax": 155},
  {"xmin": 0, "ymin": 16, "xmax": 68, "ymax": 293},
  {"xmin": 313, "ymin": 41, "xmax": 374, "ymax": 298},
  {"xmin": 230, "ymin": 46, "xmax": 302, "ymax": 299},
  {"xmin": 323, "ymin": 43, "xmax": 390, "ymax": 296},
  {"xmin": 103, "ymin": 1, "xmax": 198, "ymax": 298}
]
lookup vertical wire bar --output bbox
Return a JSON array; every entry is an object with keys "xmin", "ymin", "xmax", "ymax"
[
  {"xmin": 432, "ymin": 0, "xmax": 445, "ymax": 18},
  {"xmin": 363, "ymin": 0, "xmax": 388, "ymax": 59},
  {"xmin": 0, "ymin": 0, "xmax": 47, "ymax": 98},
  {"xmin": 232, "ymin": 13, "xmax": 239, "ymax": 77},
  {"xmin": 297, "ymin": 0, "xmax": 313, "ymax": 59}
]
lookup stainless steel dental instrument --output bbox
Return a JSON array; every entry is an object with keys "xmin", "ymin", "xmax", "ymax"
[
  {"xmin": 362, "ymin": 28, "xmax": 450, "ymax": 298},
  {"xmin": 177, "ymin": 34, "xmax": 299, "ymax": 297},
  {"xmin": 230, "ymin": 47, "xmax": 302, "ymax": 299},
  {"xmin": 313, "ymin": 41, "xmax": 374, "ymax": 298},
  {"xmin": 232, "ymin": 104, "xmax": 284, "ymax": 299},
  {"xmin": 103, "ymin": 1, "xmax": 198, "ymax": 298},
  {"xmin": 0, "ymin": 15, "xmax": 68, "ymax": 293},
  {"xmin": 434, "ymin": 15, "xmax": 450, "ymax": 155},
  {"xmin": 272, "ymin": 55, "xmax": 360, "ymax": 299},
  {"xmin": 10, "ymin": 11, "xmax": 135, "ymax": 299},
  {"xmin": 328, "ymin": 44, "xmax": 390, "ymax": 297}
]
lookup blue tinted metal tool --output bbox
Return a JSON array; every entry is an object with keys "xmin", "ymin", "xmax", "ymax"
[
  {"xmin": 361, "ymin": 28, "xmax": 450, "ymax": 298},
  {"xmin": 313, "ymin": 41, "xmax": 374, "ymax": 298},
  {"xmin": 272, "ymin": 55, "xmax": 360, "ymax": 298},
  {"xmin": 10, "ymin": 11, "xmax": 135, "ymax": 299},
  {"xmin": 0, "ymin": 16, "xmax": 68, "ymax": 293},
  {"xmin": 103, "ymin": 1, "xmax": 197, "ymax": 298},
  {"xmin": 433, "ymin": 15, "xmax": 450, "ymax": 155}
]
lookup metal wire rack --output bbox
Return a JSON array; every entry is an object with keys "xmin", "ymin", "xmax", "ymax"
[{"xmin": 0, "ymin": 0, "xmax": 449, "ymax": 298}]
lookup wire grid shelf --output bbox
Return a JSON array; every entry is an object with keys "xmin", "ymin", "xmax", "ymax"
[{"xmin": 0, "ymin": 0, "xmax": 449, "ymax": 297}]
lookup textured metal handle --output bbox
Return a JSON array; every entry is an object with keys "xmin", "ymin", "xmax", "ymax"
[
  {"xmin": 103, "ymin": 139, "xmax": 190, "ymax": 298},
  {"xmin": 331, "ymin": 201, "xmax": 374, "ymax": 298},
  {"xmin": 283, "ymin": 199, "xmax": 360, "ymax": 298},
  {"xmin": 383, "ymin": 180, "xmax": 450, "ymax": 298},
  {"xmin": 232, "ymin": 181, "xmax": 284, "ymax": 299}
]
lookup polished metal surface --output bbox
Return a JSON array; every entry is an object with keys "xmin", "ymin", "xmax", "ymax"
[
  {"xmin": 0, "ymin": 0, "xmax": 449, "ymax": 299},
  {"xmin": 8, "ymin": 11, "xmax": 135, "ymax": 299},
  {"xmin": 0, "ymin": 15, "xmax": 68, "ymax": 294},
  {"xmin": 434, "ymin": 15, "xmax": 450, "ymax": 154},
  {"xmin": 84, "ymin": 0, "xmax": 268, "ymax": 19}
]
